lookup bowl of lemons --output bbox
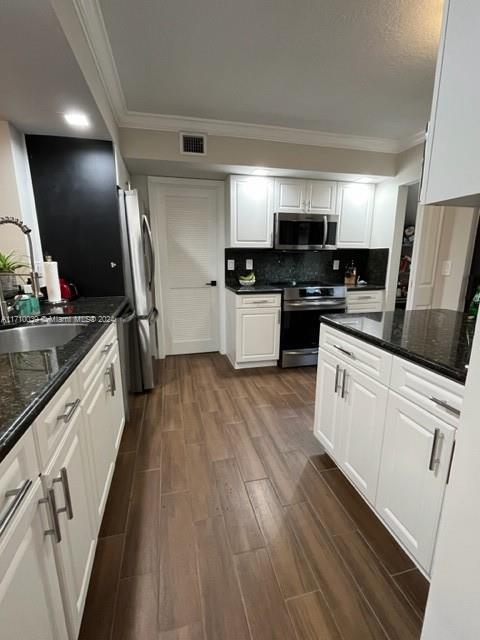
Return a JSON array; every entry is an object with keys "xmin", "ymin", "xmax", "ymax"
[{"xmin": 238, "ymin": 272, "xmax": 256, "ymax": 287}]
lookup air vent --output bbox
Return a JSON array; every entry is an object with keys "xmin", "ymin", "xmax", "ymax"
[{"xmin": 180, "ymin": 132, "xmax": 207, "ymax": 155}]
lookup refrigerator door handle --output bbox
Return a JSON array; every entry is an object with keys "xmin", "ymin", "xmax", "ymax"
[
  {"xmin": 142, "ymin": 215, "xmax": 155, "ymax": 290},
  {"xmin": 120, "ymin": 307, "xmax": 136, "ymax": 323},
  {"xmin": 137, "ymin": 307, "xmax": 158, "ymax": 322}
]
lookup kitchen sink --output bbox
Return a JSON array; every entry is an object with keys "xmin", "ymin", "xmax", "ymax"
[{"xmin": 0, "ymin": 322, "xmax": 90, "ymax": 354}]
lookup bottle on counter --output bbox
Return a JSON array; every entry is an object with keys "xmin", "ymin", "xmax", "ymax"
[
  {"xmin": 468, "ymin": 286, "xmax": 480, "ymax": 320},
  {"xmin": 344, "ymin": 260, "xmax": 357, "ymax": 286}
]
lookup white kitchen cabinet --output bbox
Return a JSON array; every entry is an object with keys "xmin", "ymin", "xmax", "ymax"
[
  {"xmin": 226, "ymin": 291, "xmax": 281, "ymax": 368},
  {"xmin": 43, "ymin": 411, "xmax": 97, "ymax": 638},
  {"xmin": 274, "ymin": 178, "xmax": 306, "ymax": 213},
  {"xmin": 314, "ymin": 349, "xmax": 344, "ymax": 457},
  {"xmin": 339, "ymin": 365, "xmax": 388, "ymax": 504},
  {"xmin": 226, "ymin": 175, "xmax": 274, "ymax": 247},
  {"xmin": 82, "ymin": 364, "xmax": 113, "ymax": 526},
  {"xmin": 336, "ymin": 182, "xmax": 374, "ymax": 248},
  {"xmin": 421, "ymin": 0, "xmax": 480, "ymax": 206},
  {"xmin": 306, "ymin": 180, "xmax": 337, "ymax": 214},
  {"xmin": 274, "ymin": 178, "xmax": 337, "ymax": 215},
  {"xmin": 236, "ymin": 307, "xmax": 281, "ymax": 363},
  {"xmin": 376, "ymin": 391, "xmax": 455, "ymax": 572},
  {"xmin": 0, "ymin": 479, "xmax": 69, "ymax": 640},
  {"xmin": 346, "ymin": 289, "xmax": 384, "ymax": 313}
]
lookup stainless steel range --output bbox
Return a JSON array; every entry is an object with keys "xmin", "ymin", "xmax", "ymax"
[{"xmin": 277, "ymin": 282, "xmax": 346, "ymax": 367}]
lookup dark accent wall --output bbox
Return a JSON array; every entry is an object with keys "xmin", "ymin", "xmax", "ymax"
[
  {"xmin": 26, "ymin": 135, "xmax": 124, "ymax": 296},
  {"xmin": 225, "ymin": 248, "xmax": 388, "ymax": 287}
]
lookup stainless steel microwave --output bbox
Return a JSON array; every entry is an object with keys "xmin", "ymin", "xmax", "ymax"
[{"xmin": 274, "ymin": 212, "xmax": 337, "ymax": 250}]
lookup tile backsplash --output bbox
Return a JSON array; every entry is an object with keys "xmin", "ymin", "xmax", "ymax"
[{"xmin": 225, "ymin": 248, "xmax": 388, "ymax": 286}]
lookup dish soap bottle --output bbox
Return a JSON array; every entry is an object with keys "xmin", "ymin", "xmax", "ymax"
[{"xmin": 344, "ymin": 260, "xmax": 357, "ymax": 286}]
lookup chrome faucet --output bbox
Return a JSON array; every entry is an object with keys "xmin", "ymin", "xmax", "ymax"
[{"xmin": 0, "ymin": 217, "xmax": 41, "ymax": 322}]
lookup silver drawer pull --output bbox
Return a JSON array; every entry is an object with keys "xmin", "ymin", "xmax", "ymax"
[
  {"xmin": 0, "ymin": 479, "xmax": 32, "ymax": 538},
  {"xmin": 101, "ymin": 342, "xmax": 114, "ymax": 355},
  {"xmin": 57, "ymin": 398, "xmax": 80, "ymax": 423},
  {"xmin": 248, "ymin": 299, "xmax": 271, "ymax": 304},
  {"xmin": 429, "ymin": 428, "xmax": 444, "ymax": 472},
  {"xmin": 52, "ymin": 468, "xmax": 74, "ymax": 520},
  {"xmin": 429, "ymin": 396, "xmax": 461, "ymax": 417},
  {"xmin": 333, "ymin": 344, "xmax": 355, "ymax": 359},
  {"xmin": 334, "ymin": 364, "xmax": 341, "ymax": 394}
]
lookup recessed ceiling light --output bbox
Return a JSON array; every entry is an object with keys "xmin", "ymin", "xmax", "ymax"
[
  {"xmin": 64, "ymin": 112, "xmax": 90, "ymax": 128},
  {"xmin": 252, "ymin": 168, "xmax": 269, "ymax": 176}
]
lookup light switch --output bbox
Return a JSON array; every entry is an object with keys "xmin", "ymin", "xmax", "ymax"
[
  {"xmin": 333, "ymin": 259, "xmax": 340, "ymax": 270},
  {"xmin": 227, "ymin": 259, "xmax": 235, "ymax": 271},
  {"xmin": 441, "ymin": 260, "xmax": 452, "ymax": 276},
  {"xmin": 246, "ymin": 259, "xmax": 253, "ymax": 270}
]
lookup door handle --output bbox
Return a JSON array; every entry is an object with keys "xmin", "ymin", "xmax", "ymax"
[
  {"xmin": 429, "ymin": 396, "xmax": 461, "ymax": 417},
  {"xmin": 56, "ymin": 398, "xmax": 80, "ymax": 424},
  {"xmin": 0, "ymin": 479, "xmax": 32, "ymax": 538},
  {"xmin": 334, "ymin": 364, "xmax": 340, "ymax": 394},
  {"xmin": 53, "ymin": 468, "xmax": 74, "ymax": 520},
  {"xmin": 341, "ymin": 368, "xmax": 347, "ymax": 399},
  {"xmin": 333, "ymin": 344, "xmax": 355, "ymax": 359},
  {"xmin": 429, "ymin": 428, "xmax": 444, "ymax": 472},
  {"xmin": 41, "ymin": 488, "xmax": 62, "ymax": 543},
  {"xmin": 205, "ymin": 281, "xmax": 217, "ymax": 286}
]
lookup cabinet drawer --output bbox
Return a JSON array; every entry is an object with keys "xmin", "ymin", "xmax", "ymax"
[
  {"xmin": 390, "ymin": 356, "xmax": 464, "ymax": 428},
  {"xmin": 0, "ymin": 430, "xmax": 39, "ymax": 537},
  {"xmin": 235, "ymin": 294, "xmax": 281, "ymax": 308},
  {"xmin": 320, "ymin": 324, "xmax": 392, "ymax": 382},
  {"xmin": 346, "ymin": 303, "xmax": 383, "ymax": 314},
  {"xmin": 32, "ymin": 371, "xmax": 81, "ymax": 470},
  {"xmin": 347, "ymin": 290, "xmax": 384, "ymax": 304},
  {"xmin": 77, "ymin": 324, "xmax": 117, "ymax": 394}
]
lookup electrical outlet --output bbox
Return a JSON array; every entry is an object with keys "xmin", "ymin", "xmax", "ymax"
[
  {"xmin": 333, "ymin": 259, "xmax": 340, "ymax": 270},
  {"xmin": 227, "ymin": 259, "xmax": 235, "ymax": 271},
  {"xmin": 441, "ymin": 260, "xmax": 452, "ymax": 276},
  {"xmin": 246, "ymin": 258, "xmax": 253, "ymax": 270}
]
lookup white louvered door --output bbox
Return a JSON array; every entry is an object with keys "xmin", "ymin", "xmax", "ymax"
[{"xmin": 151, "ymin": 183, "xmax": 220, "ymax": 355}]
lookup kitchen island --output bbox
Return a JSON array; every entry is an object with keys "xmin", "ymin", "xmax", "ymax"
[{"xmin": 314, "ymin": 309, "xmax": 469, "ymax": 575}]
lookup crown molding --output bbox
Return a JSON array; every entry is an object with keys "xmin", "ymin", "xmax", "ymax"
[{"xmin": 74, "ymin": 0, "xmax": 425, "ymax": 155}]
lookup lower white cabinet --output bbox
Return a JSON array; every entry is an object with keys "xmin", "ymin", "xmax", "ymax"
[
  {"xmin": 346, "ymin": 289, "xmax": 384, "ymax": 313},
  {"xmin": 226, "ymin": 291, "xmax": 281, "ymax": 368},
  {"xmin": 236, "ymin": 307, "xmax": 280, "ymax": 363},
  {"xmin": 314, "ymin": 350, "xmax": 344, "ymax": 457},
  {"xmin": 376, "ymin": 391, "xmax": 455, "ymax": 572},
  {"xmin": 314, "ymin": 324, "xmax": 460, "ymax": 574},
  {"xmin": 42, "ymin": 409, "xmax": 97, "ymax": 639},
  {"xmin": 0, "ymin": 479, "xmax": 68, "ymax": 640},
  {"xmin": 0, "ymin": 323, "xmax": 126, "ymax": 639},
  {"xmin": 314, "ymin": 349, "xmax": 387, "ymax": 504},
  {"xmin": 338, "ymin": 365, "xmax": 388, "ymax": 504}
]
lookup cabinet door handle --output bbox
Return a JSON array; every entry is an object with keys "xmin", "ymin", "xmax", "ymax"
[
  {"xmin": 41, "ymin": 488, "xmax": 62, "ymax": 543},
  {"xmin": 105, "ymin": 364, "xmax": 116, "ymax": 396},
  {"xmin": 101, "ymin": 342, "xmax": 114, "ymax": 355},
  {"xmin": 0, "ymin": 479, "xmax": 32, "ymax": 538},
  {"xmin": 53, "ymin": 467, "xmax": 73, "ymax": 520},
  {"xmin": 429, "ymin": 396, "xmax": 461, "ymax": 417},
  {"xmin": 57, "ymin": 398, "xmax": 80, "ymax": 423},
  {"xmin": 249, "ymin": 299, "xmax": 270, "ymax": 305},
  {"xmin": 429, "ymin": 428, "xmax": 444, "ymax": 472},
  {"xmin": 334, "ymin": 364, "xmax": 340, "ymax": 394},
  {"xmin": 277, "ymin": 309, "xmax": 281, "ymax": 325},
  {"xmin": 446, "ymin": 441, "xmax": 456, "ymax": 484},
  {"xmin": 341, "ymin": 368, "xmax": 347, "ymax": 399},
  {"xmin": 333, "ymin": 344, "xmax": 355, "ymax": 359}
]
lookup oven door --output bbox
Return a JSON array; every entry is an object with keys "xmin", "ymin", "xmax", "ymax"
[
  {"xmin": 274, "ymin": 212, "xmax": 337, "ymax": 250},
  {"xmin": 280, "ymin": 301, "xmax": 345, "ymax": 367}
]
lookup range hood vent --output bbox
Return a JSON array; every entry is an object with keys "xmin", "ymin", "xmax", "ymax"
[{"xmin": 180, "ymin": 132, "xmax": 207, "ymax": 155}]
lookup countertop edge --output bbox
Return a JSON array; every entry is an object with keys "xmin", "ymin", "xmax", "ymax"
[{"xmin": 320, "ymin": 316, "xmax": 466, "ymax": 384}]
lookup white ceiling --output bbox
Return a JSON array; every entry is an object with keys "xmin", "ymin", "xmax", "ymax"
[
  {"xmin": 99, "ymin": 0, "xmax": 443, "ymax": 141},
  {"xmin": 0, "ymin": 0, "xmax": 109, "ymax": 139}
]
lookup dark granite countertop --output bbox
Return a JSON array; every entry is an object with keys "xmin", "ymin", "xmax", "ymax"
[
  {"xmin": 321, "ymin": 309, "xmax": 474, "ymax": 383},
  {"xmin": 0, "ymin": 296, "xmax": 128, "ymax": 462},
  {"xmin": 226, "ymin": 284, "xmax": 284, "ymax": 294}
]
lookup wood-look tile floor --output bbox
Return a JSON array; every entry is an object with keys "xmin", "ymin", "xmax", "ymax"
[{"xmin": 79, "ymin": 353, "xmax": 429, "ymax": 640}]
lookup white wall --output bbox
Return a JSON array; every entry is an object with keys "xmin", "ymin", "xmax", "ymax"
[{"xmin": 431, "ymin": 207, "xmax": 478, "ymax": 310}]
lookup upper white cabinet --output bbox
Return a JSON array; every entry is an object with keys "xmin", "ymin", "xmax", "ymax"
[
  {"xmin": 421, "ymin": 0, "xmax": 480, "ymax": 206},
  {"xmin": 336, "ymin": 182, "xmax": 374, "ymax": 248},
  {"xmin": 226, "ymin": 175, "xmax": 274, "ymax": 247},
  {"xmin": 274, "ymin": 178, "xmax": 337, "ymax": 215}
]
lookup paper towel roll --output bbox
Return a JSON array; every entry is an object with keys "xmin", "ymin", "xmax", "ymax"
[{"xmin": 43, "ymin": 260, "xmax": 61, "ymax": 303}]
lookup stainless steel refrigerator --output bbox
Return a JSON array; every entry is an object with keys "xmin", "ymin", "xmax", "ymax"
[{"xmin": 117, "ymin": 188, "xmax": 158, "ymax": 393}]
